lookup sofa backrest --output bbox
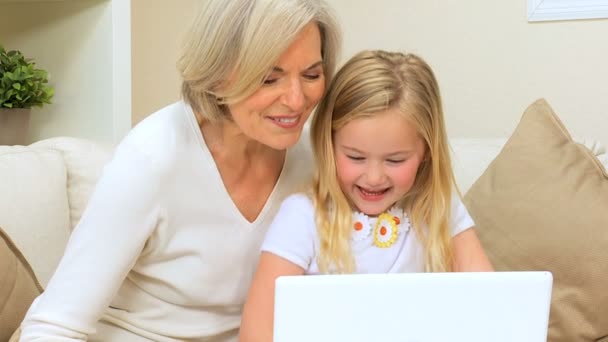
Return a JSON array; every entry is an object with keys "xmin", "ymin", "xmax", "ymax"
[
  {"xmin": 0, "ymin": 138, "xmax": 113, "ymax": 287},
  {"xmin": 0, "ymin": 145, "xmax": 72, "ymax": 287},
  {"xmin": 450, "ymin": 138, "xmax": 507, "ymax": 193},
  {"xmin": 31, "ymin": 137, "xmax": 115, "ymax": 232},
  {"xmin": 10, "ymin": 136, "xmax": 604, "ymax": 289}
]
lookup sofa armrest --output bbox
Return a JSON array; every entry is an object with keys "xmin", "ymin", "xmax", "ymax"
[{"xmin": 0, "ymin": 145, "xmax": 71, "ymax": 287}]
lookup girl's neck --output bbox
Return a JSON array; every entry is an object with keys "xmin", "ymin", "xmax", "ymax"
[{"xmin": 354, "ymin": 202, "xmax": 400, "ymax": 218}]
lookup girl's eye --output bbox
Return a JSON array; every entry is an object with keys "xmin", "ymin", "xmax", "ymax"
[
  {"xmin": 387, "ymin": 159, "xmax": 405, "ymax": 164},
  {"xmin": 347, "ymin": 155, "xmax": 365, "ymax": 161}
]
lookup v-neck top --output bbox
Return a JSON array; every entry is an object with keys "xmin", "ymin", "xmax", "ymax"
[
  {"xmin": 192, "ymin": 108, "xmax": 291, "ymax": 227},
  {"xmin": 21, "ymin": 101, "xmax": 314, "ymax": 342}
]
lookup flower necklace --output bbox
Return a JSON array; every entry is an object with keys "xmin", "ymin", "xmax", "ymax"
[{"xmin": 352, "ymin": 207, "xmax": 410, "ymax": 248}]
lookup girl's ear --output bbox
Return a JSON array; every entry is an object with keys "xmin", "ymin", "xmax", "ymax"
[{"xmin": 421, "ymin": 147, "xmax": 430, "ymax": 162}]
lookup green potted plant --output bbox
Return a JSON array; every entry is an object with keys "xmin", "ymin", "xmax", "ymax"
[{"xmin": 0, "ymin": 45, "xmax": 54, "ymax": 145}]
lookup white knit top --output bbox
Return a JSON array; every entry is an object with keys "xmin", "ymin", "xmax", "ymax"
[{"xmin": 20, "ymin": 101, "xmax": 313, "ymax": 341}]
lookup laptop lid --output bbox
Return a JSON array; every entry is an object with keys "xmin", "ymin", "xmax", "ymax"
[{"xmin": 274, "ymin": 271, "xmax": 552, "ymax": 342}]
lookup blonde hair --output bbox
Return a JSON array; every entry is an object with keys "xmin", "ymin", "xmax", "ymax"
[
  {"xmin": 310, "ymin": 50, "xmax": 456, "ymax": 273},
  {"xmin": 177, "ymin": 0, "xmax": 341, "ymax": 121}
]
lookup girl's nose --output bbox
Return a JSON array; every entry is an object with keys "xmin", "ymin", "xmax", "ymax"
[{"xmin": 365, "ymin": 164, "xmax": 386, "ymax": 186}]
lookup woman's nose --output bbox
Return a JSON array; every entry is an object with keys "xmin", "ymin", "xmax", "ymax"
[{"xmin": 281, "ymin": 78, "xmax": 305, "ymax": 112}]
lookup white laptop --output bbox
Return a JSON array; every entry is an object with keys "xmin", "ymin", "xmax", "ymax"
[{"xmin": 274, "ymin": 271, "xmax": 552, "ymax": 342}]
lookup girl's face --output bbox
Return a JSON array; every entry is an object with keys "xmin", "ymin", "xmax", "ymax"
[
  {"xmin": 333, "ymin": 108, "xmax": 427, "ymax": 216},
  {"xmin": 227, "ymin": 22, "xmax": 325, "ymax": 150}
]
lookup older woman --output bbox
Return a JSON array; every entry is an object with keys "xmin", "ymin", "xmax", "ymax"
[{"xmin": 19, "ymin": 0, "xmax": 341, "ymax": 341}]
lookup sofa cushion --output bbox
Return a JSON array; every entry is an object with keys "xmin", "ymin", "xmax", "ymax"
[
  {"xmin": 0, "ymin": 226, "xmax": 43, "ymax": 342},
  {"xmin": 0, "ymin": 146, "xmax": 71, "ymax": 287},
  {"xmin": 31, "ymin": 137, "xmax": 114, "ymax": 230},
  {"xmin": 464, "ymin": 99, "xmax": 608, "ymax": 342}
]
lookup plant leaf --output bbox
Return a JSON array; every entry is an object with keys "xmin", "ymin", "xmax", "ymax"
[{"xmin": 0, "ymin": 47, "xmax": 54, "ymax": 108}]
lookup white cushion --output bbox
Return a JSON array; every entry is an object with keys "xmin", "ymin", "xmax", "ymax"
[
  {"xmin": 450, "ymin": 138, "xmax": 607, "ymax": 194},
  {"xmin": 0, "ymin": 146, "xmax": 71, "ymax": 287},
  {"xmin": 578, "ymin": 139, "xmax": 608, "ymax": 171},
  {"xmin": 450, "ymin": 138, "xmax": 507, "ymax": 193},
  {"xmin": 32, "ymin": 137, "xmax": 114, "ymax": 230}
]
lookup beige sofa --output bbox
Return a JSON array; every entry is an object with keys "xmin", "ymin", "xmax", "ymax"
[
  {"xmin": 1, "ymin": 99, "xmax": 607, "ymax": 341},
  {"xmin": 0, "ymin": 138, "xmax": 114, "ymax": 288}
]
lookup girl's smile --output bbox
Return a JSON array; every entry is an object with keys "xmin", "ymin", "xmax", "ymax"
[{"xmin": 333, "ymin": 107, "xmax": 427, "ymax": 216}]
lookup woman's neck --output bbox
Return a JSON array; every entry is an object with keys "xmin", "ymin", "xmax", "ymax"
[
  {"xmin": 199, "ymin": 118, "xmax": 284, "ymax": 167},
  {"xmin": 197, "ymin": 115, "xmax": 287, "ymax": 222}
]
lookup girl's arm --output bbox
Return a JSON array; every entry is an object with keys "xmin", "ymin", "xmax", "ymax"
[
  {"xmin": 240, "ymin": 193, "xmax": 316, "ymax": 342},
  {"xmin": 452, "ymin": 228, "xmax": 494, "ymax": 272},
  {"xmin": 240, "ymin": 252, "xmax": 305, "ymax": 342}
]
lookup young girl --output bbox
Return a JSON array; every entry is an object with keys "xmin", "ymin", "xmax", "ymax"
[{"xmin": 238, "ymin": 50, "xmax": 493, "ymax": 342}]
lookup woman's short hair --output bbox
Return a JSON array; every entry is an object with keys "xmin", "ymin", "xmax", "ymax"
[{"xmin": 178, "ymin": 0, "xmax": 341, "ymax": 121}]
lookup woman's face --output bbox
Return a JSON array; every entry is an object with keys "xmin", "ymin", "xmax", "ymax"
[{"xmin": 227, "ymin": 22, "xmax": 325, "ymax": 150}]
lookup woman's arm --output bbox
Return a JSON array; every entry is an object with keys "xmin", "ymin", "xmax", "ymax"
[
  {"xmin": 452, "ymin": 228, "xmax": 494, "ymax": 272},
  {"xmin": 239, "ymin": 252, "xmax": 305, "ymax": 342},
  {"xmin": 20, "ymin": 142, "xmax": 161, "ymax": 341}
]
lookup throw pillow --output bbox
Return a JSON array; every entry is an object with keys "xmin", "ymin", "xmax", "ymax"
[
  {"xmin": 464, "ymin": 98, "xmax": 608, "ymax": 342},
  {"xmin": 8, "ymin": 327, "xmax": 20, "ymax": 342},
  {"xmin": 0, "ymin": 226, "xmax": 42, "ymax": 342}
]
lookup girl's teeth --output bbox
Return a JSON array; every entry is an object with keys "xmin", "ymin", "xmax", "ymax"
[{"xmin": 361, "ymin": 188, "xmax": 385, "ymax": 195}]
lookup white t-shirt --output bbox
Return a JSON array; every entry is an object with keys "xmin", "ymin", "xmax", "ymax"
[
  {"xmin": 21, "ymin": 101, "xmax": 314, "ymax": 342},
  {"xmin": 261, "ymin": 193, "xmax": 475, "ymax": 273}
]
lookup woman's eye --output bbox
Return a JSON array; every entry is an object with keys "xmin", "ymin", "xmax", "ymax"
[
  {"xmin": 387, "ymin": 159, "xmax": 405, "ymax": 164},
  {"xmin": 303, "ymin": 74, "xmax": 321, "ymax": 80},
  {"xmin": 263, "ymin": 78, "xmax": 278, "ymax": 85},
  {"xmin": 347, "ymin": 155, "xmax": 365, "ymax": 161}
]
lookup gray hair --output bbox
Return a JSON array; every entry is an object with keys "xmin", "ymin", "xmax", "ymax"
[{"xmin": 177, "ymin": 0, "xmax": 341, "ymax": 121}]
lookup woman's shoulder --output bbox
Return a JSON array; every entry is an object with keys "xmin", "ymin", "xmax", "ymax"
[
  {"xmin": 117, "ymin": 101, "xmax": 198, "ymax": 166},
  {"xmin": 124, "ymin": 101, "xmax": 191, "ymax": 146}
]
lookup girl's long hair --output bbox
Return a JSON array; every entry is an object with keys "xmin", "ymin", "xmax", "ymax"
[{"xmin": 310, "ymin": 50, "xmax": 456, "ymax": 273}]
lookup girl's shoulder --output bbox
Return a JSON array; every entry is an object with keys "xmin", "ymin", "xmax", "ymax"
[{"xmin": 280, "ymin": 192, "xmax": 314, "ymax": 212}]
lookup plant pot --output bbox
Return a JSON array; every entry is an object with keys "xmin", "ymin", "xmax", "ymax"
[{"xmin": 0, "ymin": 108, "xmax": 31, "ymax": 146}]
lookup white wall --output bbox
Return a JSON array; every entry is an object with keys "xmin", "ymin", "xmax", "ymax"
[
  {"xmin": 328, "ymin": 0, "xmax": 608, "ymax": 144},
  {"xmin": 128, "ymin": 1, "xmax": 607, "ymax": 145},
  {"xmin": 131, "ymin": 0, "xmax": 199, "ymax": 125},
  {"xmin": 0, "ymin": 0, "xmax": 126, "ymax": 143}
]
